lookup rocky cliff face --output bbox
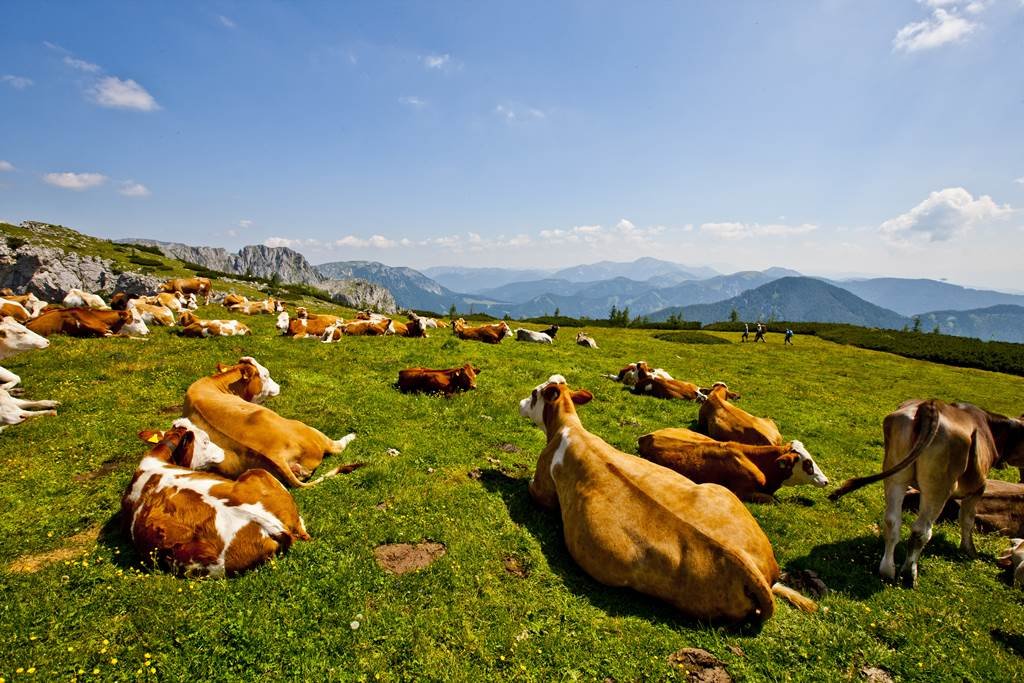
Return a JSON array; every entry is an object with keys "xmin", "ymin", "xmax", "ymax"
[
  {"xmin": 319, "ymin": 279, "xmax": 397, "ymax": 313},
  {"xmin": 0, "ymin": 240, "xmax": 162, "ymax": 300},
  {"xmin": 119, "ymin": 239, "xmax": 325, "ymax": 285}
]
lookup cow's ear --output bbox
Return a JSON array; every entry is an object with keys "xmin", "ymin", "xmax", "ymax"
[
  {"xmin": 541, "ymin": 384, "xmax": 562, "ymax": 403},
  {"xmin": 138, "ymin": 429, "xmax": 164, "ymax": 444},
  {"xmin": 571, "ymin": 390, "xmax": 593, "ymax": 405},
  {"xmin": 777, "ymin": 455, "xmax": 796, "ymax": 471}
]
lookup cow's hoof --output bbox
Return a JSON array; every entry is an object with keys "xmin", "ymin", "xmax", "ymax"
[{"xmin": 899, "ymin": 568, "xmax": 918, "ymax": 589}]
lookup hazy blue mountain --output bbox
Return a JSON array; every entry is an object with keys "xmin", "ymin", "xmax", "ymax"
[
  {"xmin": 650, "ymin": 277, "xmax": 909, "ymax": 328},
  {"xmin": 421, "ymin": 266, "xmax": 553, "ymax": 293},
  {"xmin": 552, "ymin": 257, "xmax": 714, "ymax": 283},
  {"xmin": 916, "ymin": 305, "xmax": 1024, "ymax": 343},
  {"xmin": 829, "ymin": 277, "xmax": 1024, "ymax": 317},
  {"xmin": 316, "ymin": 260, "xmax": 495, "ymax": 312}
]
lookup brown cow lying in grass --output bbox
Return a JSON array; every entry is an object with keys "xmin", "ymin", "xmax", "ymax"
[
  {"xmin": 320, "ymin": 319, "xmax": 393, "ymax": 340},
  {"xmin": 519, "ymin": 374, "xmax": 815, "ymax": 623},
  {"xmin": 161, "ymin": 276, "xmax": 212, "ymax": 304},
  {"xmin": 453, "ymin": 318, "xmax": 512, "ymax": 344},
  {"xmin": 276, "ymin": 311, "xmax": 343, "ymax": 338},
  {"xmin": 182, "ymin": 357, "xmax": 358, "ymax": 488},
  {"xmin": 638, "ymin": 427, "xmax": 828, "ymax": 503},
  {"xmin": 698, "ymin": 382, "xmax": 780, "ymax": 445},
  {"xmin": 631, "ymin": 363, "xmax": 713, "ymax": 402},
  {"xmin": 179, "ymin": 311, "xmax": 251, "ymax": 337},
  {"xmin": 27, "ymin": 307, "xmax": 149, "ymax": 337},
  {"xmin": 229, "ymin": 298, "xmax": 284, "ymax": 315},
  {"xmin": 831, "ymin": 399, "xmax": 1024, "ymax": 587},
  {"xmin": 397, "ymin": 364, "xmax": 479, "ymax": 396},
  {"xmin": 122, "ymin": 426, "xmax": 309, "ymax": 577}
]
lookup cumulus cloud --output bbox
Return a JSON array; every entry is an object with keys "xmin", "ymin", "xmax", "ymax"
[
  {"xmin": 90, "ymin": 76, "xmax": 160, "ymax": 111},
  {"xmin": 43, "ymin": 172, "xmax": 108, "ymax": 190},
  {"xmin": 0, "ymin": 161, "xmax": 14, "ymax": 172},
  {"xmin": 335, "ymin": 235, "xmax": 398, "ymax": 248},
  {"xmin": 63, "ymin": 56, "xmax": 100, "ymax": 72},
  {"xmin": 880, "ymin": 187, "xmax": 1012, "ymax": 244},
  {"xmin": 1, "ymin": 75, "xmax": 33, "ymax": 89},
  {"xmin": 495, "ymin": 103, "xmax": 546, "ymax": 123},
  {"xmin": 893, "ymin": 8, "xmax": 976, "ymax": 52},
  {"xmin": 700, "ymin": 222, "xmax": 818, "ymax": 240},
  {"xmin": 422, "ymin": 53, "xmax": 451, "ymax": 69},
  {"xmin": 118, "ymin": 181, "xmax": 150, "ymax": 197},
  {"xmin": 399, "ymin": 95, "xmax": 427, "ymax": 109}
]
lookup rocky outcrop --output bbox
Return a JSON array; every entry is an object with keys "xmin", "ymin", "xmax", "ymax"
[
  {"xmin": 319, "ymin": 279, "xmax": 397, "ymax": 313},
  {"xmin": 119, "ymin": 239, "xmax": 324, "ymax": 285},
  {"xmin": 0, "ymin": 240, "xmax": 162, "ymax": 300}
]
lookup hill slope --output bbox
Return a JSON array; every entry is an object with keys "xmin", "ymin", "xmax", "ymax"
[
  {"xmin": 917, "ymin": 304, "xmax": 1024, "ymax": 343},
  {"xmin": 831, "ymin": 277, "xmax": 1024, "ymax": 316},
  {"xmin": 652, "ymin": 277, "xmax": 909, "ymax": 327},
  {"xmin": 316, "ymin": 260, "xmax": 494, "ymax": 312}
]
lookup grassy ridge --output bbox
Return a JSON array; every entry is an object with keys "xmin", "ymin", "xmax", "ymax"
[{"xmin": 2, "ymin": 313, "xmax": 1024, "ymax": 680}]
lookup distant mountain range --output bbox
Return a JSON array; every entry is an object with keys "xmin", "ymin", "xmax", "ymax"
[
  {"xmin": 917, "ymin": 305, "xmax": 1024, "ymax": 343},
  {"xmin": 828, "ymin": 277, "xmax": 1024, "ymax": 316},
  {"xmin": 316, "ymin": 260, "xmax": 496, "ymax": 312}
]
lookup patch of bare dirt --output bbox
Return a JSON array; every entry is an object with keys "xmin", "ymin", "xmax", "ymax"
[
  {"xmin": 373, "ymin": 542, "xmax": 446, "ymax": 575},
  {"xmin": 8, "ymin": 527, "xmax": 100, "ymax": 573},
  {"xmin": 860, "ymin": 666, "xmax": 894, "ymax": 683},
  {"xmin": 503, "ymin": 555, "xmax": 529, "ymax": 578},
  {"xmin": 667, "ymin": 648, "xmax": 732, "ymax": 682},
  {"xmin": 73, "ymin": 460, "xmax": 119, "ymax": 482},
  {"xmin": 497, "ymin": 443, "xmax": 521, "ymax": 453}
]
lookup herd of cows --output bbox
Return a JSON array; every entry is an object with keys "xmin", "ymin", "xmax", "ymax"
[{"xmin": 4, "ymin": 275, "xmax": 1024, "ymax": 625}]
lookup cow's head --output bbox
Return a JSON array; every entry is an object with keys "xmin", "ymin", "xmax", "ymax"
[
  {"xmin": 276, "ymin": 311, "xmax": 290, "ymax": 333},
  {"xmin": 273, "ymin": 299, "xmax": 285, "ymax": 313},
  {"xmin": 0, "ymin": 316, "xmax": 49, "ymax": 357},
  {"xmin": 704, "ymin": 382, "xmax": 740, "ymax": 401},
  {"xmin": 498, "ymin": 322, "xmax": 513, "ymax": 339},
  {"xmin": 138, "ymin": 425, "xmax": 192, "ymax": 464},
  {"xmin": 452, "ymin": 364, "xmax": 480, "ymax": 390},
  {"xmin": 184, "ymin": 293, "xmax": 198, "ymax": 310},
  {"xmin": 216, "ymin": 357, "xmax": 280, "ymax": 402},
  {"xmin": 121, "ymin": 307, "xmax": 149, "ymax": 336},
  {"xmin": 179, "ymin": 311, "xmax": 198, "ymax": 327},
  {"xmin": 169, "ymin": 417, "xmax": 227, "ymax": 470},
  {"xmin": 778, "ymin": 440, "xmax": 829, "ymax": 488},
  {"xmin": 295, "ymin": 307, "xmax": 309, "ymax": 319},
  {"xmin": 519, "ymin": 375, "xmax": 593, "ymax": 429}
]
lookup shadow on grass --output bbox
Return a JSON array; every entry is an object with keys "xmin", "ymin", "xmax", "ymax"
[
  {"xmin": 97, "ymin": 509, "xmax": 143, "ymax": 570},
  {"xmin": 991, "ymin": 629, "xmax": 1024, "ymax": 658},
  {"xmin": 479, "ymin": 468, "xmax": 766, "ymax": 634}
]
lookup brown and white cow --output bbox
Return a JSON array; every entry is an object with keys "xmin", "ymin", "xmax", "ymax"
[
  {"xmin": 276, "ymin": 311, "xmax": 343, "ymax": 338},
  {"xmin": 632, "ymin": 364, "xmax": 708, "ymax": 402},
  {"xmin": 453, "ymin": 318, "xmax": 512, "ymax": 344},
  {"xmin": 27, "ymin": 307, "xmax": 149, "ymax": 338},
  {"xmin": 830, "ymin": 399, "xmax": 1024, "ymax": 587},
  {"xmin": 0, "ymin": 317, "xmax": 50, "ymax": 391},
  {"xmin": 396, "ymin": 364, "xmax": 480, "ymax": 396},
  {"xmin": 0, "ymin": 298, "xmax": 32, "ymax": 323},
  {"xmin": 698, "ymin": 383, "xmax": 778, "ymax": 445},
  {"xmin": 229, "ymin": 298, "xmax": 283, "ymax": 315},
  {"xmin": 0, "ymin": 293, "xmax": 46, "ymax": 318},
  {"xmin": 182, "ymin": 357, "xmax": 358, "ymax": 488},
  {"xmin": 62, "ymin": 289, "xmax": 109, "ymax": 309},
  {"xmin": 518, "ymin": 375, "xmax": 815, "ymax": 622},
  {"xmin": 997, "ymin": 538, "xmax": 1024, "ymax": 588},
  {"xmin": 515, "ymin": 328, "xmax": 553, "ymax": 344},
  {"xmin": 134, "ymin": 292, "xmax": 191, "ymax": 313},
  {"xmin": 161, "ymin": 277, "xmax": 213, "ymax": 304},
  {"xmin": 638, "ymin": 427, "xmax": 828, "ymax": 502},
  {"xmin": 129, "ymin": 302, "xmax": 176, "ymax": 327},
  {"xmin": 179, "ymin": 311, "xmax": 251, "ymax": 337},
  {"xmin": 222, "ymin": 293, "xmax": 247, "ymax": 308},
  {"xmin": 320, "ymin": 319, "xmax": 393, "ymax": 340},
  {"xmin": 122, "ymin": 426, "xmax": 309, "ymax": 577},
  {"xmin": 0, "ymin": 388, "xmax": 58, "ymax": 429},
  {"xmin": 575, "ymin": 332, "xmax": 598, "ymax": 349},
  {"xmin": 608, "ymin": 360, "xmax": 672, "ymax": 386}
]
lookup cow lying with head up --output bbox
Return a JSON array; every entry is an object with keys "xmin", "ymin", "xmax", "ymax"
[
  {"xmin": 27, "ymin": 307, "xmax": 149, "ymax": 338},
  {"xmin": 0, "ymin": 317, "xmax": 49, "ymax": 391},
  {"xmin": 320, "ymin": 318, "xmax": 393, "ymax": 340},
  {"xmin": 0, "ymin": 293, "xmax": 47, "ymax": 319},
  {"xmin": 229, "ymin": 298, "xmax": 284, "ymax": 315},
  {"xmin": 397, "ymin": 364, "xmax": 479, "ymax": 396},
  {"xmin": 831, "ymin": 399, "xmax": 1024, "ymax": 588},
  {"xmin": 519, "ymin": 375, "xmax": 815, "ymax": 623},
  {"xmin": 638, "ymin": 427, "xmax": 828, "ymax": 503},
  {"xmin": 183, "ymin": 357, "xmax": 358, "ymax": 488},
  {"xmin": 698, "ymin": 382, "xmax": 779, "ymax": 445},
  {"xmin": 122, "ymin": 426, "xmax": 309, "ymax": 577},
  {"xmin": 515, "ymin": 328, "xmax": 553, "ymax": 344},
  {"xmin": 632, "ymin": 363, "xmax": 710, "ymax": 402},
  {"xmin": 161, "ymin": 277, "xmax": 213, "ymax": 305},
  {"xmin": 453, "ymin": 318, "xmax": 512, "ymax": 344},
  {"xmin": 608, "ymin": 360, "xmax": 672, "ymax": 386},
  {"xmin": 179, "ymin": 311, "xmax": 251, "ymax": 337},
  {"xmin": 0, "ymin": 297, "xmax": 36, "ymax": 323},
  {"xmin": 277, "ymin": 311, "xmax": 343, "ymax": 338}
]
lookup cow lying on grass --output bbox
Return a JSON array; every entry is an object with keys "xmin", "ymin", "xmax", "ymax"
[
  {"xmin": 638, "ymin": 427, "xmax": 828, "ymax": 502},
  {"xmin": 699, "ymin": 383, "xmax": 780, "ymax": 445},
  {"xmin": 607, "ymin": 360, "xmax": 672, "ymax": 387},
  {"xmin": 453, "ymin": 318, "xmax": 512, "ymax": 344},
  {"xmin": 179, "ymin": 311, "xmax": 251, "ymax": 337},
  {"xmin": 0, "ymin": 317, "xmax": 49, "ymax": 391},
  {"xmin": 515, "ymin": 328, "xmax": 553, "ymax": 344},
  {"xmin": 161, "ymin": 277, "xmax": 212, "ymax": 305},
  {"xmin": 0, "ymin": 388, "xmax": 58, "ymax": 429},
  {"xmin": 0, "ymin": 293, "xmax": 47, "ymax": 318},
  {"xmin": 122, "ymin": 426, "xmax": 308, "ymax": 577},
  {"xmin": 129, "ymin": 302, "xmax": 175, "ymax": 327},
  {"xmin": 632, "ymin": 363, "xmax": 708, "ymax": 402},
  {"xmin": 183, "ymin": 357, "xmax": 358, "ymax": 487},
  {"xmin": 277, "ymin": 311, "xmax": 343, "ymax": 338},
  {"xmin": 575, "ymin": 332, "xmax": 598, "ymax": 348},
  {"xmin": 229, "ymin": 298, "xmax": 284, "ymax": 315},
  {"xmin": 397, "ymin": 364, "xmax": 479, "ymax": 396},
  {"xmin": 519, "ymin": 375, "xmax": 815, "ymax": 623},
  {"xmin": 320, "ymin": 319, "xmax": 393, "ymax": 340},
  {"xmin": 28, "ymin": 307, "xmax": 149, "ymax": 338},
  {"xmin": 831, "ymin": 399, "xmax": 1024, "ymax": 587},
  {"xmin": 62, "ymin": 288, "xmax": 108, "ymax": 309}
]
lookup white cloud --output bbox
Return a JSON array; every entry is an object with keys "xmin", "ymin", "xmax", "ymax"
[
  {"xmin": 700, "ymin": 222, "xmax": 818, "ymax": 240},
  {"xmin": 238, "ymin": 219, "xmax": 253, "ymax": 228},
  {"xmin": 1, "ymin": 75, "xmax": 33, "ymax": 89},
  {"xmin": 218, "ymin": 15, "xmax": 236, "ymax": 29},
  {"xmin": 422, "ymin": 53, "xmax": 451, "ymax": 69},
  {"xmin": 90, "ymin": 76, "xmax": 160, "ymax": 111},
  {"xmin": 880, "ymin": 187, "xmax": 1012, "ymax": 244},
  {"xmin": 399, "ymin": 96, "xmax": 427, "ymax": 109},
  {"xmin": 893, "ymin": 8, "xmax": 976, "ymax": 52},
  {"xmin": 63, "ymin": 56, "xmax": 100, "ymax": 73},
  {"xmin": 43, "ymin": 172, "xmax": 108, "ymax": 190},
  {"xmin": 1015, "ymin": 177, "xmax": 1024, "ymax": 185},
  {"xmin": 118, "ymin": 181, "xmax": 150, "ymax": 197},
  {"xmin": 495, "ymin": 104, "xmax": 547, "ymax": 123},
  {"xmin": 0, "ymin": 161, "xmax": 14, "ymax": 172},
  {"xmin": 335, "ymin": 235, "xmax": 398, "ymax": 248}
]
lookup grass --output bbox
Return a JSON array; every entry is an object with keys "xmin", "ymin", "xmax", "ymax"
[{"xmin": 3, "ymin": 313, "xmax": 1024, "ymax": 681}]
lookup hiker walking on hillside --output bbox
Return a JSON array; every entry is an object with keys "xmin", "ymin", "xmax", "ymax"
[
  {"xmin": 753, "ymin": 323, "xmax": 767, "ymax": 343},
  {"xmin": 741, "ymin": 323, "xmax": 749, "ymax": 342},
  {"xmin": 784, "ymin": 328, "xmax": 794, "ymax": 345}
]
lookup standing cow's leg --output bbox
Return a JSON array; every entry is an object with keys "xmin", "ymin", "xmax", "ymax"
[
  {"xmin": 899, "ymin": 488, "xmax": 947, "ymax": 588},
  {"xmin": 879, "ymin": 480, "xmax": 907, "ymax": 582},
  {"xmin": 958, "ymin": 490, "xmax": 983, "ymax": 556}
]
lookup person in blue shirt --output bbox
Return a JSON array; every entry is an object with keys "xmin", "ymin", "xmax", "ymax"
[{"xmin": 784, "ymin": 328, "xmax": 794, "ymax": 345}]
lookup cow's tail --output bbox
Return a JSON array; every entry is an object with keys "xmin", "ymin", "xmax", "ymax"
[
  {"xmin": 771, "ymin": 583, "xmax": 817, "ymax": 612},
  {"xmin": 829, "ymin": 400, "xmax": 940, "ymax": 501}
]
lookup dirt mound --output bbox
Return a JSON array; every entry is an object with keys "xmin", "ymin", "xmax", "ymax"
[
  {"xmin": 374, "ymin": 542, "xmax": 446, "ymax": 575},
  {"xmin": 667, "ymin": 648, "xmax": 732, "ymax": 682}
]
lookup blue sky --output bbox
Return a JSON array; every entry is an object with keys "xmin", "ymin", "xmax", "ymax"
[{"xmin": 1, "ymin": 1, "xmax": 1022, "ymax": 288}]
